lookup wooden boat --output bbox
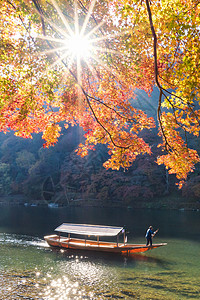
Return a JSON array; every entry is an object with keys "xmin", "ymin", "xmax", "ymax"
[{"xmin": 44, "ymin": 223, "xmax": 167, "ymax": 254}]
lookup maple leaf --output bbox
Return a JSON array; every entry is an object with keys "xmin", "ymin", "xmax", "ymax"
[{"xmin": 1, "ymin": 0, "xmax": 200, "ymax": 188}]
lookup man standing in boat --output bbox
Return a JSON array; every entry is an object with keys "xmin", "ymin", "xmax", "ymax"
[{"xmin": 145, "ymin": 226, "xmax": 159, "ymax": 246}]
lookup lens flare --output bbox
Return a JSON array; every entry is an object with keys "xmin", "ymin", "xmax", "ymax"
[{"xmin": 65, "ymin": 34, "xmax": 92, "ymax": 59}]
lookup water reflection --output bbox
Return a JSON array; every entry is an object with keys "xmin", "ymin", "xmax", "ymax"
[
  {"xmin": 50, "ymin": 246, "xmax": 170, "ymax": 268},
  {"xmin": 0, "ymin": 232, "xmax": 171, "ymax": 272},
  {"xmin": 0, "ymin": 233, "xmax": 171, "ymax": 299},
  {"xmin": 43, "ymin": 274, "xmax": 92, "ymax": 299},
  {"xmin": 1, "ymin": 206, "xmax": 200, "ymax": 242},
  {"xmin": 0, "ymin": 206, "xmax": 200, "ymax": 299},
  {"xmin": 45, "ymin": 277, "xmax": 78, "ymax": 299}
]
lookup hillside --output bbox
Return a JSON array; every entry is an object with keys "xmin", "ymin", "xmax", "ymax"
[{"xmin": 0, "ymin": 89, "xmax": 200, "ymax": 209}]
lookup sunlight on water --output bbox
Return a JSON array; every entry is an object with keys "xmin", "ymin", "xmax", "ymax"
[
  {"xmin": 0, "ymin": 235, "xmax": 199, "ymax": 299},
  {"xmin": 0, "ymin": 207, "xmax": 200, "ymax": 299},
  {"xmin": 0, "ymin": 234, "xmax": 118, "ymax": 299},
  {"xmin": 38, "ymin": 251, "xmax": 119, "ymax": 299},
  {"xmin": 43, "ymin": 275, "xmax": 88, "ymax": 299}
]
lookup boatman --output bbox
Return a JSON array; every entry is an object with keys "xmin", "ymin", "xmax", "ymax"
[{"xmin": 145, "ymin": 226, "xmax": 159, "ymax": 246}]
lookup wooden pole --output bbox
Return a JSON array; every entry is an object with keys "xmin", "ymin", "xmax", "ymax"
[
  {"xmin": 68, "ymin": 233, "xmax": 70, "ymax": 245},
  {"xmin": 124, "ymin": 231, "xmax": 126, "ymax": 245}
]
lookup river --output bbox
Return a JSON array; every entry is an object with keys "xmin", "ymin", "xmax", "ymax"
[{"xmin": 0, "ymin": 206, "xmax": 199, "ymax": 299}]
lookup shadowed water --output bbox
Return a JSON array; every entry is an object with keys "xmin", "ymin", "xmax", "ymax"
[{"xmin": 0, "ymin": 206, "xmax": 199, "ymax": 299}]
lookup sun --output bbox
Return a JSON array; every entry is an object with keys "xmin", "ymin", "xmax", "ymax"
[
  {"xmin": 65, "ymin": 33, "xmax": 92, "ymax": 59},
  {"xmin": 36, "ymin": 0, "xmax": 115, "ymax": 83}
]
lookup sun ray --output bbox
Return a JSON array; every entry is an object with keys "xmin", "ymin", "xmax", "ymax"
[
  {"xmin": 90, "ymin": 53, "xmax": 115, "ymax": 73},
  {"xmin": 50, "ymin": 0, "xmax": 74, "ymax": 36},
  {"xmin": 90, "ymin": 28, "xmax": 130, "ymax": 43},
  {"xmin": 85, "ymin": 19, "xmax": 106, "ymax": 39},
  {"xmin": 39, "ymin": 46, "xmax": 72, "ymax": 57},
  {"xmin": 38, "ymin": 54, "xmax": 73, "ymax": 87},
  {"xmin": 74, "ymin": 0, "xmax": 79, "ymax": 36},
  {"xmin": 84, "ymin": 60, "xmax": 102, "ymax": 83},
  {"xmin": 34, "ymin": 0, "xmax": 132, "ymax": 95},
  {"xmin": 36, "ymin": 34, "xmax": 69, "ymax": 44},
  {"xmin": 76, "ymin": 49, "xmax": 81, "ymax": 83},
  {"xmin": 47, "ymin": 50, "xmax": 75, "ymax": 71},
  {"xmin": 80, "ymin": 0, "xmax": 97, "ymax": 36},
  {"xmin": 33, "ymin": 7, "xmax": 70, "ymax": 40},
  {"xmin": 77, "ymin": 57, "xmax": 84, "ymax": 107},
  {"xmin": 89, "ymin": 53, "xmax": 129, "ymax": 86},
  {"xmin": 92, "ymin": 46, "xmax": 124, "ymax": 56}
]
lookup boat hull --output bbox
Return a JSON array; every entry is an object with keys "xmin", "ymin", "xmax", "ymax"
[{"xmin": 44, "ymin": 235, "xmax": 167, "ymax": 254}]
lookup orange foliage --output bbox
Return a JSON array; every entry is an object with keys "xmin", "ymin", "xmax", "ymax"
[{"xmin": 1, "ymin": 0, "xmax": 200, "ymax": 187}]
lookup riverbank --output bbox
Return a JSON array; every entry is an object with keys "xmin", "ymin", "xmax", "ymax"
[{"xmin": 0, "ymin": 194, "xmax": 199, "ymax": 211}]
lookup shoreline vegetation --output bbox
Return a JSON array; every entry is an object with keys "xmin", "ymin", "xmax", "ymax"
[
  {"xmin": 0, "ymin": 194, "xmax": 199, "ymax": 211},
  {"xmin": 1, "ymin": 93, "xmax": 200, "ymax": 211}
]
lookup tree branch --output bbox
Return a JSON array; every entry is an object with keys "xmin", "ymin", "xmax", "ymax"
[{"xmin": 31, "ymin": 0, "xmax": 137, "ymax": 150}]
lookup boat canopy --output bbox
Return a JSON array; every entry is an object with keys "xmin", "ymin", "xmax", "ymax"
[{"xmin": 55, "ymin": 223, "xmax": 124, "ymax": 237}]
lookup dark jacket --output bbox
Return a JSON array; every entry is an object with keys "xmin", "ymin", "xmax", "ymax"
[{"xmin": 145, "ymin": 228, "xmax": 154, "ymax": 238}]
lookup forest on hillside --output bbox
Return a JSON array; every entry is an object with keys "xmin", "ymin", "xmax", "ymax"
[
  {"xmin": 1, "ymin": 0, "xmax": 200, "ymax": 209},
  {"xmin": 1, "ymin": 89, "xmax": 200, "ymax": 208}
]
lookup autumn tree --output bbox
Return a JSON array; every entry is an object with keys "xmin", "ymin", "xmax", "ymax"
[{"xmin": 0, "ymin": 0, "xmax": 200, "ymax": 187}]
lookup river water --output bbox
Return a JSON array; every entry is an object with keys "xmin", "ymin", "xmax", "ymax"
[{"xmin": 0, "ymin": 206, "xmax": 199, "ymax": 299}]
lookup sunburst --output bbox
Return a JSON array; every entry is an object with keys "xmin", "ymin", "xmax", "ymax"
[
  {"xmin": 35, "ymin": 0, "xmax": 126, "ymax": 87},
  {"xmin": 35, "ymin": 0, "xmax": 99, "ymax": 81},
  {"xmin": 64, "ymin": 34, "xmax": 92, "ymax": 59}
]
